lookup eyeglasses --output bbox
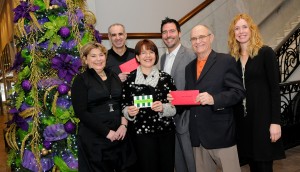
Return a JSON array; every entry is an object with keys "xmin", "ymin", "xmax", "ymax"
[{"xmin": 190, "ymin": 34, "xmax": 211, "ymax": 42}]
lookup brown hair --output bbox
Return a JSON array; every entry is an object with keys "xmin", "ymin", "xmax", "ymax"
[
  {"xmin": 80, "ymin": 42, "xmax": 107, "ymax": 68},
  {"xmin": 135, "ymin": 39, "xmax": 159, "ymax": 65},
  {"xmin": 228, "ymin": 13, "xmax": 263, "ymax": 60}
]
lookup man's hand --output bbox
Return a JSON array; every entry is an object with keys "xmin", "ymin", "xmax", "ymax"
[
  {"xmin": 167, "ymin": 93, "xmax": 174, "ymax": 104},
  {"xmin": 196, "ymin": 92, "xmax": 214, "ymax": 105},
  {"xmin": 118, "ymin": 72, "xmax": 130, "ymax": 82}
]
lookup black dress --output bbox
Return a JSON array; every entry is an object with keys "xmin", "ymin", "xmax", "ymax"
[
  {"xmin": 235, "ymin": 46, "xmax": 285, "ymax": 162},
  {"xmin": 71, "ymin": 68, "xmax": 135, "ymax": 172}
]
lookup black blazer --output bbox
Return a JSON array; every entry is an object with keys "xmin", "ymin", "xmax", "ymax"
[{"xmin": 185, "ymin": 50, "xmax": 245, "ymax": 149}]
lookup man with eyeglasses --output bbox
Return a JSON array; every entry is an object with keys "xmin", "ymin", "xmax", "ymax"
[
  {"xmin": 106, "ymin": 23, "xmax": 135, "ymax": 82},
  {"xmin": 160, "ymin": 17, "xmax": 197, "ymax": 172},
  {"xmin": 184, "ymin": 25, "xmax": 245, "ymax": 172}
]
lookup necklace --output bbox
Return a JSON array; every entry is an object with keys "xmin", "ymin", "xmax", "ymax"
[
  {"xmin": 241, "ymin": 65, "xmax": 247, "ymax": 117},
  {"xmin": 99, "ymin": 71, "xmax": 106, "ymax": 78}
]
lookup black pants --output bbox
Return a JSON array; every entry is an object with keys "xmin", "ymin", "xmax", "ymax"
[
  {"xmin": 130, "ymin": 131, "xmax": 175, "ymax": 172},
  {"xmin": 249, "ymin": 161, "xmax": 273, "ymax": 172}
]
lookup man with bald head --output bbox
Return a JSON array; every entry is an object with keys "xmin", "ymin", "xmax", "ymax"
[
  {"xmin": 106, "ymin": 23, "xmax": 135, "ymax": 82},
  {"xmin": 184, "ymin": 25, "xmax": 245, "ymax": 172}
]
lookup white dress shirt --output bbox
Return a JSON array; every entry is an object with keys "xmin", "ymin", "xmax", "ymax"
[{"xmin": 163, "ymin": 44, "xmax": 181, "ymax": 74}]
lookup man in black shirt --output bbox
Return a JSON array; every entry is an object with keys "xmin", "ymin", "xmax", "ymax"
[{"xmin": 106, "ymin": 23, "xmax": 135, "ymax": 82}]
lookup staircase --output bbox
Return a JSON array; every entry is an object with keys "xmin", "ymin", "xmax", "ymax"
[{"xmin": 271, "ymin": 15, "xmax": 300, "ymax": 50}]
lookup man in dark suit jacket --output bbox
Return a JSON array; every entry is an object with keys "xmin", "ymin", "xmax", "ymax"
[
  {"xmin": 160, "ymin": 17, "xmax": 196, "ymax": 172},
  {"xmin": 186, "ymin": 25, "xmax": 244, "ymax": 172}
]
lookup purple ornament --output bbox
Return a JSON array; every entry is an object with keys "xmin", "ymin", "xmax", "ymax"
[
  {"xmin": 57, "ymin": 84, "xmax": 69, "ymax": 95},
  {"xmin": 21, "ymin": 80, "xmax": 32, "ymax": 91},
  {"xmin": 43, "ymin": 140, "xmax": 52, "ymax": 150},
  {"xmin": 64, "ymin": 121, "xmax": 76, "ymax": 133},
  {"xmin": 58, "ymin": 26, "xmax": 70, "ymax": 38}
]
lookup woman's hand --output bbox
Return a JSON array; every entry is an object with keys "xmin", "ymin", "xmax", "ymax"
[
  {"xmin": 106, "ymin": 130, "xmax": 117, "ymax": 142},
  {"xmin": 115, "ymin": 124, "xmax": 127, "ymax": 140},
  {"xmin": 128, "ymin": 106, "xmax": 139, "ymax": 117},
  {"xmin": 270, "ymin": 124, "xmax": 281, "ymax": 142},
  {"xmin": 151, "ymin": 101, "xmax": 163, "ymax": 112}
]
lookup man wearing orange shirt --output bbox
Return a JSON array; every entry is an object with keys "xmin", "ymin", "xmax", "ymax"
[{"xmin": 185, "ymin": 25, "xmax": 245, "ymax": 172}]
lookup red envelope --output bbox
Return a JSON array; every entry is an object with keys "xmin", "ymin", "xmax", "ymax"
[
  {"xmin": 119, "ymin": 58, "xmax": 139, "ymax": 73},
  {"xmin": 170, "ymin": 90, "xmax": 200, "ymax": 105}
]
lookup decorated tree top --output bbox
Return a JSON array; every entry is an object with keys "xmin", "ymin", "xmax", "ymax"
[{"xmin": 6, "ymin": 0, "xmax": 101, "ymax": 171}]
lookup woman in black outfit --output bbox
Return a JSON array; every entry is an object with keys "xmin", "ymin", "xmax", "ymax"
[
  {"xmin": 71, "ymin": 42, "xmax": 135, "ymax": 172},
  {"xmin": 121, "ymin": 39, "xmax": 177, "ymax": 172},
  {"xmin": 228, "ymin": 14, "xmax": 285, "ymax": 172}
]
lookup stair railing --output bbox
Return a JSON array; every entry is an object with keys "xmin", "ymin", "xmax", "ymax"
[{"xmin": 275, "ymin": 23, "xmax": 300, "ymax": 82}]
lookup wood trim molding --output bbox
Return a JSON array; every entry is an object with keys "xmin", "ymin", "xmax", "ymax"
[
  {"xmin": 178, "ymin": 0, "xmax": 214, "ymax": 26},
  {"xmin": 101, "ymin": 0, "xmax": 214, "ymax": 40}
]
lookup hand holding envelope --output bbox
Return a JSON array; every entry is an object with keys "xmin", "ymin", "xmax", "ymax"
[{"xmin": 196, "ymin": 92, "xmax": 214, "ymax": 105}]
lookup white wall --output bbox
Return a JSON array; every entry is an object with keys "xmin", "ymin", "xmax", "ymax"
[
  {"xmin": 87, "ymin": 0, "xmax": 288, "ymax": 55},
  {"xmin": 87, "ymin": 0, "xmax": 204, "ymax": 33}
]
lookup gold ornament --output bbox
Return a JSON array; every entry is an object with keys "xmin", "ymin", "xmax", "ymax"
[{"xmin": 41, "ymin": 148, "xmax": 49, "ymax": 155}]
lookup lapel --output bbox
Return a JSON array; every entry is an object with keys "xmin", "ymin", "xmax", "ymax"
[
  {"xmin": 160, "ymin": 53, "xmax": 166, "ymax": 70},
  {"xmin": 196, "ymin": 50, "xmax": 217, "ymax": 84},
  {"xmin": 170, "ymin": 45, "xmax": 185, "ymax": 76},
  {"xmin": 189, "ymin": 58, "xmax": 198, "ymax": 83}
]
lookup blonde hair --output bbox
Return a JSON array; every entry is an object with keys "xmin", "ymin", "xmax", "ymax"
[
  {"xmin": 228, "ymin": 13, "xmax": 263, "ymax": 60},
  {"xmin": 80, "ymin": 42, "xmax": 107, "ymax": 68}
]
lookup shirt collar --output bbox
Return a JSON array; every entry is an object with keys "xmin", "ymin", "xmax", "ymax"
[{"xmin": 166, "ymin": 44, "xmax": 181, "ymax": 56}]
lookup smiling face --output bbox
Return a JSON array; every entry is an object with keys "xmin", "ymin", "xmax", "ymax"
[
  {"xmin": 162, "ymin": 22, "xmax": 181, "ymax": 52},
  {"xmin": 190, "ymin": 25, "xmax": 213, "ymax": 58},
  {"xmin": 136, "ymin": 45, "xmax": 156, "ymax": 69},
  {"xmin": 108, "ymin": 25, "xmax": 127, "ymax": 49},
  {"xmin": 84, "ymin": 48, "xmax": 106, "ymax": 74},
  {"xmin": 234, "ymin": 19, "xmax": 251, "ymax": 45}
]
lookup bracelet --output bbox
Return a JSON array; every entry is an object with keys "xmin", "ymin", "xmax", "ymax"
[{"xmin": 121, "ymin": 124, "xmax": 127, "ymax": 128}]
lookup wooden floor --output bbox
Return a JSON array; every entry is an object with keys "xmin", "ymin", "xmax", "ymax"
[{"xmin": 0, "ymin": 113, "xmax": 300, "ymax": 171}]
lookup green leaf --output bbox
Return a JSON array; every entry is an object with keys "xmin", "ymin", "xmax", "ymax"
[
  {"xmin": 42, "ymin": 116, "xmax": 56, "ymax": 125},
  {"xmin": 81, "ymin": 32, "xmax": 93, "ymax": 46},
  {"xmin": 44, "ymin": 22, "xmax": 54, "ymax": 30},
  {"xmin": 34, "ymin": 0, "xmax": 46, "ymax": 11},
  {"xmin": 21, "ymin": 49, "xmax": 32, "ymax": 65},
  {"xmin": 15, "ymin": 91, "xmax": 25, "ymax": 109},
  {"xmin": 51, "ymin": 34, "xmax": 62, "ymax": 47},
  {"xmin": 18, "ymin": 66, "xmax": 31, "ymax": 81},
  {"xmin": 54, "ymin": 156, "xmax": 78, "ymax": 172}
]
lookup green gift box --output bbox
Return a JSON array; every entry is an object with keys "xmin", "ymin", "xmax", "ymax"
[{"xmin": 134, "ymin": 95, "xmax": 153, "ymax": 108}]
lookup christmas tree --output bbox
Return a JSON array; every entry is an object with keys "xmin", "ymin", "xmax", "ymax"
[{"xmin": 5, "ymin": 0, "xmax": 101, "ymax": 171}]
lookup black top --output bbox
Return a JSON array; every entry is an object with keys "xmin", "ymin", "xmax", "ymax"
[
  {"xmin": 106, "ymin": 46, "xmax": 135, "ymax": 74},
  {"xmin": 71, "ymin": 68, "xmax": 136, "ymax": 171},
  {"xmin": 121, "ymin": 70, "xmax": 177, "ymax": 135},
  {"xmin": 71, "ymin": 68, "xmax": 122, "ymax": 137},
  {"xmin": 235, "ymin": 46, "xmax": 285, "ymax": 161}
]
